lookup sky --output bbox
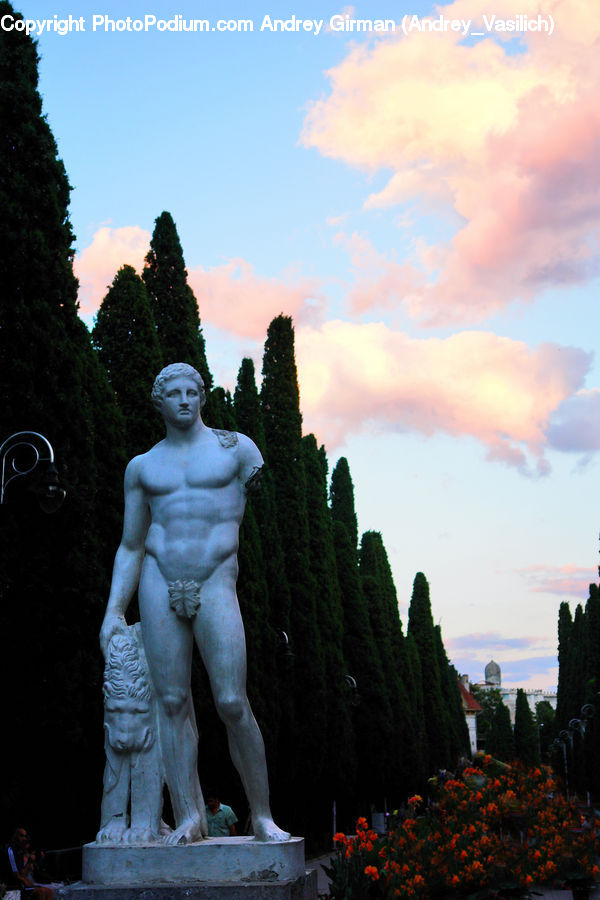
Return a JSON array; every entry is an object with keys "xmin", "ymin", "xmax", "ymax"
[{"xmin": 9, "ymin": 0, "xmax": 600, "ymax": 691}]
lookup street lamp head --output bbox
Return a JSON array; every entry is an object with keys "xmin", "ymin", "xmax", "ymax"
[{"xmin": 0, "ymin": 431, "xmax": 66, "ymax": 513}]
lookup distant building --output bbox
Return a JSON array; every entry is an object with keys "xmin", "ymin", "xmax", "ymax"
[
  {"xmin": 476, "ymin": 660, "xmax": 557, "ymax": 725},
  {"xmin": 458, "ymin": 674, "xmax": 482, "ymax": 755}
]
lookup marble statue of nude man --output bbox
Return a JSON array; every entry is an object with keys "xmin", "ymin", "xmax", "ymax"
[{"xmin": 99, "ymin": 362, "xmax": 290, "ymax": 845}]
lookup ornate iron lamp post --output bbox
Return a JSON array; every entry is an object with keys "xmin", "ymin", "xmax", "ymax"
[{"xmin": 0, "ymin": 431, "xmax": 66, "ymax": 512}]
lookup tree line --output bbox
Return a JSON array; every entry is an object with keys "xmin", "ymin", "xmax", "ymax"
[
  {"xmin": 0, "ymin": 1, "xmax": 469, "ymax": 849},
  {"xmin": 552, "ymin": 578, "xmax": 600, "ymax": 799}
]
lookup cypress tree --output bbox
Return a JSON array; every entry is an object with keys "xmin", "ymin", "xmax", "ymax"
[
  {"xmin": 330, "ymin": 457, "xmax": 358, "ymax": 549},
  {"xmin": 486, "ymin": 702, "xmax": 515, "ymax": 762},
  {"xmin": 234, "ymin": 358, "xmax": 290, "ymax": 634},
  {"xmin": 583, "ymin": 585, "xmax": 600, "ymax": 795},
  {"xmin": 407, "ymin": 573, "xmax": 450, "ymax": 772},
  {"xmin": 92, "ymin": 265, "xmax": 163, "ymax": 458},
  {"xmin": 142, "ymin": 211, "xmax": 220, "ymax": 420},
  {"xmin": 556, "ymin": 601, "xmax": 573, "ymax": 732},
  {"xmin": 302, "ymin": 434, "xmax": 356, "ymax": 832},
  {"xmin": 514, "ymin": 688, "xmax": 540, "ymax": 767},
  {"xmin": 404, "ymin": 632, "xmax": 429, "ymax": 789},
  {"xmin": 233, "ymin": 358, "xmax": 291, "ymax": 817},
  {"xmin": 535, "ymin": 701, "xmax": 555, "ymax": 760},
  {"xmin": 360, "ymin": 531, "xmax": 417, "ymax": 798},
  {"xmin": 231, "ymin": 362, "xmax": 283, "ymax": 791},
  {"xmin": 260, "ymin": 316, "xmax": 326, "ymax": 835},
  {"xmin": 0, "ymin": 2, "xmax": 126, "ymax": 844},
  {"xmin": 433, "ymin": 625, "xmax": 470, "ymax": 763},
  {"xmin": 330, "ymin": 460, "xmax": 392, "ymax": 812}
]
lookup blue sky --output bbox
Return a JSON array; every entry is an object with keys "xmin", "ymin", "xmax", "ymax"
[{"xmin": 11, "ymin": 0, "xmax": 600, "ymax": 689}]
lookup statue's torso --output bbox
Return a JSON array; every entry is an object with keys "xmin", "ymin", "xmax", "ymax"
[{"xmin": 139, "ymin": 431, "xmax": 245, "ymax": 584}]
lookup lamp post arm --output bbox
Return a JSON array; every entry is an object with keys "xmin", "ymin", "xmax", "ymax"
[{"xmin": 0, "ymin": 431, "xmax": 55, "ymax": 504}]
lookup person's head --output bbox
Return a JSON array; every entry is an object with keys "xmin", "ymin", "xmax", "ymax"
[
  {"xmin": 11, "ymin": 827, "xmax": 28, "ymax": 848},
  {"xmin": 151, "ymin": 363, "xmax": 205, "ymax": 410},
  {"xmin": 205, "ymin": 789, "xmax": 220, "ymax": 812}
]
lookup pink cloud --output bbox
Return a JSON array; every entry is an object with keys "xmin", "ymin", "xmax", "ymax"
[
  {"xmin": 74, "ymin": 226, "xmax": 150, "ymax": 318},
  {"xmin": 295, "ymin": 320, "xmax": 590, "ymax": 470},
  {"xmin": 301, "ymin": 0, "xmax": 600, "ymax": 325},
  {"xmin": 517, "ymin": 564, "xmax": 597, "ymax": 597},
  {"xmin": 75, "ymin": 228, "xmax": 323, "ymax": 340},
  {"xmin": 188, "ymin": 259, "xmax": 324, "ymax": 339}
]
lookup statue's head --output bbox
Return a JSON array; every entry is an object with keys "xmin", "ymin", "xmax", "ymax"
[
  {"xmin": 103, "ymin": 633, "xmax": 155, "ymax": 753},
  {"xmin": 151, "ymin": 363, "xmax": 205, "ymax": 410}
]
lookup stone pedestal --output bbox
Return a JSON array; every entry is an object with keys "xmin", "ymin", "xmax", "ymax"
[{"xmin": 56, "ymin": 837, "xmax": 317, "ymax": 900}]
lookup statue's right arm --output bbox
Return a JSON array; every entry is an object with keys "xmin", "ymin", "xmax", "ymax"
[{"xmin": 100, "ymin": 457, "xmax": 150, "ymax": 659}]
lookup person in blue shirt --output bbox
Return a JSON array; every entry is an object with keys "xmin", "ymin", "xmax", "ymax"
[{"xmin": 205, "ymin": 791, "xmax": 238, "ymax": 837}]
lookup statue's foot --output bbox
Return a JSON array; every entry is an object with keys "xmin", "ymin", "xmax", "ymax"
[
  {"xmin": 124, "ymin": 826, "xmax": 161, "ymax": 844},
  {"xmin": 253, "ymin": 816, "xmax": 291, "ymax": 843},
  {"xmin": 96, "ymin": 819, "xmax": 127, "ymax": 843},
  {"xmin": 163, "ymin": 816, "xmax": 205, "ymax": 845}
]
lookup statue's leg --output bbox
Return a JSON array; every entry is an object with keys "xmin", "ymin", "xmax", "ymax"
[
  {"xmin": 139, "ymin": 559, "xmax": 207, "ymax": 843},
  {"xmin": 193, "ymin": 575, "xmax": 290, "ymax": 842}
]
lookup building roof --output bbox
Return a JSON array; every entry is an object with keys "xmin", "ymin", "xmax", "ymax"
[{"xmin": 458, "ymin": 679, "xmax": 482, "ymax": 713}]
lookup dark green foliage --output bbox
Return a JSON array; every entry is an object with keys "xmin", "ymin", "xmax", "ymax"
[
  {"xmin": 330, "ymin": 461, "xmax": 392, "ymax": 811},
  {"xmin": 142, "ymin": 211, "xmax": 218, "ymax": 420},
  {"xmin": 556, "ymin": 601, "xmax": 573, "ymax": 732},
  {"xmin": 486, "ymin": 703, "xmax": 515, "ymax": 762},
  {"xmin": 514, "ymin": 688, "xmax": 540, "ymax": 767},
  {"xmin": 234, "ymin": 358, "xmax": 290, "ymax": 634},
  {"xmin": 403, "ymin": 633, "xmax": 428, "ymax": 788},
  {"xmin": 471, "ymin": 686, "xmax": 504, "ymax": 747},
  {"xmin": 208, "ymin": 386, "xmax": 236, "ymax": 430},
  {"xmin": 92, "ymin": 265, "xmax": 163, "ymax": 458},
  {"xmin": 555, "ymin": 586, "xmax": 600, "ymax": 797},
  {"xmin": 0, "ymin": 2, "xmax": 126, "ymax": 845},
  {"xmin": 360, "ymin": 531, "xmax": 417, "ymax": 797},
  {"xmin": 330, "ymin": 457, "xmax": 358, "ymax": 549},
  {"xmin": 535, "ymin": 701, "xmax": 555, "ymax": 759},
  {"xmin": 302, "ymin": 434, "xmax": 356, "ymax": 827},
  {"xmin": 260, "ymin": 316, "xmax": 326, "ymax": 834},
  {"xmin": 407, "ymin": 573, "xmax": 451, "ymax": 771},
  {"xmin": 231, "ymin": 360, "xmax": 283, "ymax": 793},
  {"xmin": 433, "ymin": 625, "xmax": 470, "ymax": 761}
]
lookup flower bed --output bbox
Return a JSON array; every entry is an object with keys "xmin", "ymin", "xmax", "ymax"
[{"xmin": 327, "ymin": 757, "xmax": 599, "ymax": 898}]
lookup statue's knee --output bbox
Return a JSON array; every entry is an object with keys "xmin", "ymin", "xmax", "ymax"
[
  {"xmin": 160, "ymin": 689, "xmax": 187, "ymax": 718},
  {"xmin": 216, "ymin": 694, "xmax": 246, "ymax": 724}
]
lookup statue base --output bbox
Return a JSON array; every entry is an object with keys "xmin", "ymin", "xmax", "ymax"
[{"xmin": 56, "ymin": 836, "xmax": 317, "ymax": 900}]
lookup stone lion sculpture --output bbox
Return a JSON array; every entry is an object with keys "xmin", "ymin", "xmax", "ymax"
[{"xmin": 96, "ymin": 624, "xmax": 165, "ymax": 844}]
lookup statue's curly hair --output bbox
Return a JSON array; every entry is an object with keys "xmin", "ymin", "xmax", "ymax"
[{"xmin": 151, "ymin": 363, "xmax": 204, "ymax": 404}]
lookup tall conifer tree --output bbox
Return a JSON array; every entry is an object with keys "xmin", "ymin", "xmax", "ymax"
[
  {"xmin": 486, "ymin": 703, "xmax": 515, "ymax": 762},
  {"xmin": 0, "ymin": 1, "xmax": 126, "ymax": 843},
  {"xmin": 330, "ymin": 460, "xmax": 392, "ymax": 811},
  {"xmin": 302, "ymin": 434, "xmax": 356, "ymax": 830},
  {"xmin": 260, "ymin": 316, "xmax": 326, "ymax": 834},
  {"xmin": 142, "ymin": 211, "xmax": 221, "ymax": 421},
  {"xmin": 514, "ymin": 688, "xmax": 540, "ymax": 767},
  {"xmin": 407, "ymin": 573, "xmax": 450, "ymax": 771},
  {"xmin": 360, "ymin": 531, "xmax": 417, "ymax": 797},
  {"xmin": 434, "ymin": 624, "xmax": 470, "ymax": 762},
  {"xmin": 92, "ymin": 265, "xmax": 163, "ymax": 458}
]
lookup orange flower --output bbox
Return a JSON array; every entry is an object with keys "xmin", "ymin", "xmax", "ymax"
[
  {"xmin": 364, "ymin": 865, "xmax": 379, "ymax": 880},
  {"xmin": 333, "ymin": 832, "xmax": 346, "ymax": 843}
]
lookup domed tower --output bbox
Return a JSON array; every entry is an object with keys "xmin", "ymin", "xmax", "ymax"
[{"xmin": 485, "ymin": 659, "xmax": 501, "ymax": 686}]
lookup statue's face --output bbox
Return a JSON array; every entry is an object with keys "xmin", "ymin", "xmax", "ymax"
[
  {"xmin": 159, "ymin": 375, "xmax": 203, "ymax": 427},
  {"xmin": 105, "ymin": 697, "xmax": 154, "ymax": 753}
]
